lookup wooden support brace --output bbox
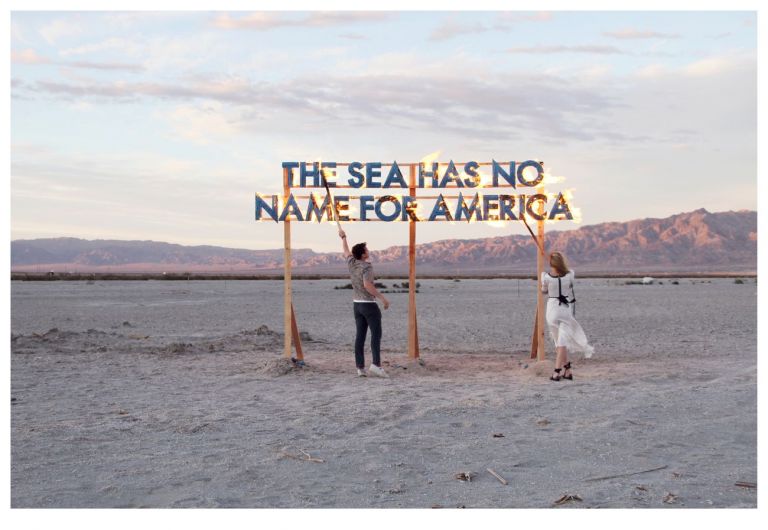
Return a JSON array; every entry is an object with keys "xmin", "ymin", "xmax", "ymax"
[
  {"xmin": 291, "ymin": 303, "xmax": 303, "ymax": 360},
  {"xmin": 530, "ymin": 306, "xmax": 539, "ymax": 359}
]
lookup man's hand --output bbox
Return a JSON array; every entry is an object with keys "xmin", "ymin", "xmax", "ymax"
[
  {"xmin": 381, "ymin": 297, "xmax": 390, "ymax": 310},
  {"xmin": 338, "ymin": 229, "xmax": 346, "ymax": 239}
]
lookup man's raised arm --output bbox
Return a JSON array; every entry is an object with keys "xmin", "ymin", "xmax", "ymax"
[{"xmin": 339, "ymin": 229, "xmax": 351, "ymax": 258}]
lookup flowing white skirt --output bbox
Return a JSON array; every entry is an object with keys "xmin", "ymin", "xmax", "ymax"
[{"xmin": 545, "ymin": 299, "xmax": 594, "ymax": 358}]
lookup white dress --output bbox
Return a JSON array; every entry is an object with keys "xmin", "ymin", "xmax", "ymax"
[{"xmin": 541, "ymin": 270, "xmax": 594, "ymax": 358}]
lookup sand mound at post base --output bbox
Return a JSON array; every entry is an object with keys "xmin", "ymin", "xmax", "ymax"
[{"xmin": 255, "ymin": 357, "xmax": 297, "ymax": 377}]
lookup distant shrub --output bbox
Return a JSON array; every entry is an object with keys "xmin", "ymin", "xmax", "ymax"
[
  {"xmin": 671, "ymin": 280, "xmax": 679, "ymax": 285},
  {"xmin": 334, "ymin": 283, "xmax": 353, "ymax": 290},
  {"xmin": 734, "ymin": 278, "xmax": 745, "ymax": 284}
]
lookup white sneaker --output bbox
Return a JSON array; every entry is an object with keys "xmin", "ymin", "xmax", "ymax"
[
  {"xmin": 369, "ymin": 365, "xmax": 389, "ymax": 378},
  {"xmin": 357, "ymin": 368, "xmax": 367, "ymax": 377}
]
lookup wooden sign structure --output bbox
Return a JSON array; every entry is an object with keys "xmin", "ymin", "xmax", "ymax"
[{"xmin": 267, "ymin": 161, "xmax": 559, "ymax": 364}]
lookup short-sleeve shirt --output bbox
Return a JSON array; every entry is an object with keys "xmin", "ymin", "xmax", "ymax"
[
  {"xmin": 541, "ymin": 270, "xmax": 575, "ymax": 299},
  {"xmin": 347, "ymin": 256, "xmax": 376, "ymax": 302}
]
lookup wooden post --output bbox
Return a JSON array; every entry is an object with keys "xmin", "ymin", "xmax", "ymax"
[
  {"xmin": 283, "ymin": 168, "xmax": 293, "ymax": 358},
  {"xmin": 407, "ymin": 164, "xmax": 420, "ymax": 359},
  {"xmin": 535, "ymin": 195, "xmax": 546, "ymax": 361}
]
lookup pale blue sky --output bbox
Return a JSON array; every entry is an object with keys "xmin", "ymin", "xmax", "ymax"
[{"xmin": 11, "ymin": 11, "xmax": 757, "ymax": 251}]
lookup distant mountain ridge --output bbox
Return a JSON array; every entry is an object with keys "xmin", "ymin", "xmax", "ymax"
[{"xmin": 11, "ymin": 209, "xmax": 757, "ymax": 274}]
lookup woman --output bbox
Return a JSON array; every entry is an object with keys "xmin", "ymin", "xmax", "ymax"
[{"xmin": 541, "ymin": 251, "xmax": 594, "ymax": 381}]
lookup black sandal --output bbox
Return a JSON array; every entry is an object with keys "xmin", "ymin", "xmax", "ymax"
[
  {"xmin": 550, "ymin": 368, "xmax": 562, "ymax": 381},
  {"xmin": 562, "ymin": 362, "xmax": 573, "ymax": 380}
]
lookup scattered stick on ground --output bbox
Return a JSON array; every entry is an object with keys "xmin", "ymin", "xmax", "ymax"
[
  {"xmin": 486, "ymin": 468, "xmax": 508, "ymax": 485},
  {"xmin": 553, "ymin": 494, "xmax": 582, "ymax": 506},
  {"xmin": 585, "ymin": 465, "xmax": 668, "ymax": 482},
  {"xmin": 662, "ymin": 492, "xmax": 678, "ymax": 504},
  {"xmin": 279, "ymin": 446, "xmax": 324, "ymax": 463},
  {"xmin": 735, "ymin": 481, "xmax": 757, "ymax": 489}
]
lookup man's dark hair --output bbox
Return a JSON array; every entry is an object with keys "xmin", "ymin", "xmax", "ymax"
[{"xmin": 352, "ymin": 242, "xmax": 367, "ymax": 260}]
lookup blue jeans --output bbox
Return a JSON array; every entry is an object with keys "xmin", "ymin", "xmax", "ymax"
[{"xmin": 353, "ymin": 302, "xmax": 382, "ymax": 368}]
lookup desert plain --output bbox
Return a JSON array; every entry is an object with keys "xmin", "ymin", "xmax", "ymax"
[{"xmin": 10, "ymin": 277, "xmax": 757, "ymax": 508}]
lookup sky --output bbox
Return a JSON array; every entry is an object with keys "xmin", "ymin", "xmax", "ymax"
[{"xmin": 10, "ymin": 10, "xmax": 757, "ymax": 252}]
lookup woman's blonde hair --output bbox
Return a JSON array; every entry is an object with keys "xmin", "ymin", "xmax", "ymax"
[{"xmin": 549, "ymin": 251, "xmax": 570, "ymax": 276}]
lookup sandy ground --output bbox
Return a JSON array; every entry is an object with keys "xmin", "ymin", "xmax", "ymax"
[{"xmin": 10, "ymin": 278, "xmax": 757, "ymax": 508}]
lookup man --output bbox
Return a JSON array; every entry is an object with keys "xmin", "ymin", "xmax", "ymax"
[{"xmin": 338, "ymin": 228, "xmax": 390, "ymax": 378}]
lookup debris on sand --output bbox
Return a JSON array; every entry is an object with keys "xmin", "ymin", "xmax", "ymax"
[
  {"xmin": 553, "ymin": 494, "xmax": 582, "ymax": 506},
  {"xmin": 454, "ymin": 471, "xmax": 475, "ymax": 482},
  {"xmin": 585, "ymin": 465, "xmax": 668, "ymax": 482},
  {"xmin": 662, "ymin": 492, "xmax": 679, "ymax": 504},
  {"xmin": 487, "ymin": 468, "xmax": 508, "ymax": 485},
  {"xmin": 164, "ymin": 342, "xmax": 191, "ymax": 354},
  {"xmin": 255, "ymin": 325, "xmax": 279, "ymax": 336},
  {"xmin": 279, "ymin": 445, "xmax": 324, "ymax": 463},
  {"xmin": 492, "ymin": 433, "xmax": 505, "ymax": 438}
]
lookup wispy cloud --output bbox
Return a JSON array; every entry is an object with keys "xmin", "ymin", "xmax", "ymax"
[
  {"xmin": 68, "ymin": 60, "xmax": 145, "ymax": 72},
  {"xmin": 507, "ymin": 45, "xmax": 627, "ymax": 55},
  {"xmin": 339, "ymin": 32, "xmax": 366, "ymax": 40},
  {"xmin": 633, "ymin": 50, "xmax": 754, "ymax": 79},
  {"xmin": 429, "ymin": 11, "xmax": 552, "ymax": 41},
  {"xmin": 14, "ymin": 46, "xmax": 754, "ymax": 149},
  {"xmin": 498, "ymin": 11, "xmax": 554, "ymax": 23},
  {"xmin": 11, "ymin": 49, "xmax": 50, "ymax": 64},
  {"xmin": 603, "ymin": 28, "xmax": 680, "ymax": 39},
  {"xmin": 39, "ymin": 18, "xmax": 82, "ymax": 44},
  {"xmin": 212, "ymin": 11, "xmax": 394, "ymax": 31},
  {"xmin": 11, "ymin": 48, "xmax": 144, "ymax": 72},
  {"xmin": 60, "ymin": 37, "xmax": 143, "ymax": 57},
  {"xmin": 11, "ymin": 64, "xmax": 619, "ymax": 143},
  {"xmin": 164, "ymin": 103, "xmax": 240, "ymax": 145},
  {"xmin": 429, "ymin": 19, "xmax": 499, "ymax": 41}
]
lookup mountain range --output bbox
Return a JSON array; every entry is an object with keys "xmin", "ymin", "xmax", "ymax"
[{"xmin": 10, "ymin": 209, "xmax": 757, "ymax": 275}]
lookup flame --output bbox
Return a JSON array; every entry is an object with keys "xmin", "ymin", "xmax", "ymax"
[
  {"xmin": 486, "ymin": 219, "xmax": 507, "ymax": 228},
  {"xmin": 475, "ymin": 166, "xmax": 493, "ymax": 188},
  {"xmin": 542, "ymin": 171, "xmax": 565, "ymax": 185},
  {"xmin": 420, "ymin": 150, "xmax": 441, "ymax": 167},
  {"xmin": 412, "ymin": 200, "xmax": 428, "ymax": 222},
  {"xmin": 561, "ymin": 188, "xmax": 583, "ymax": 224}
]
